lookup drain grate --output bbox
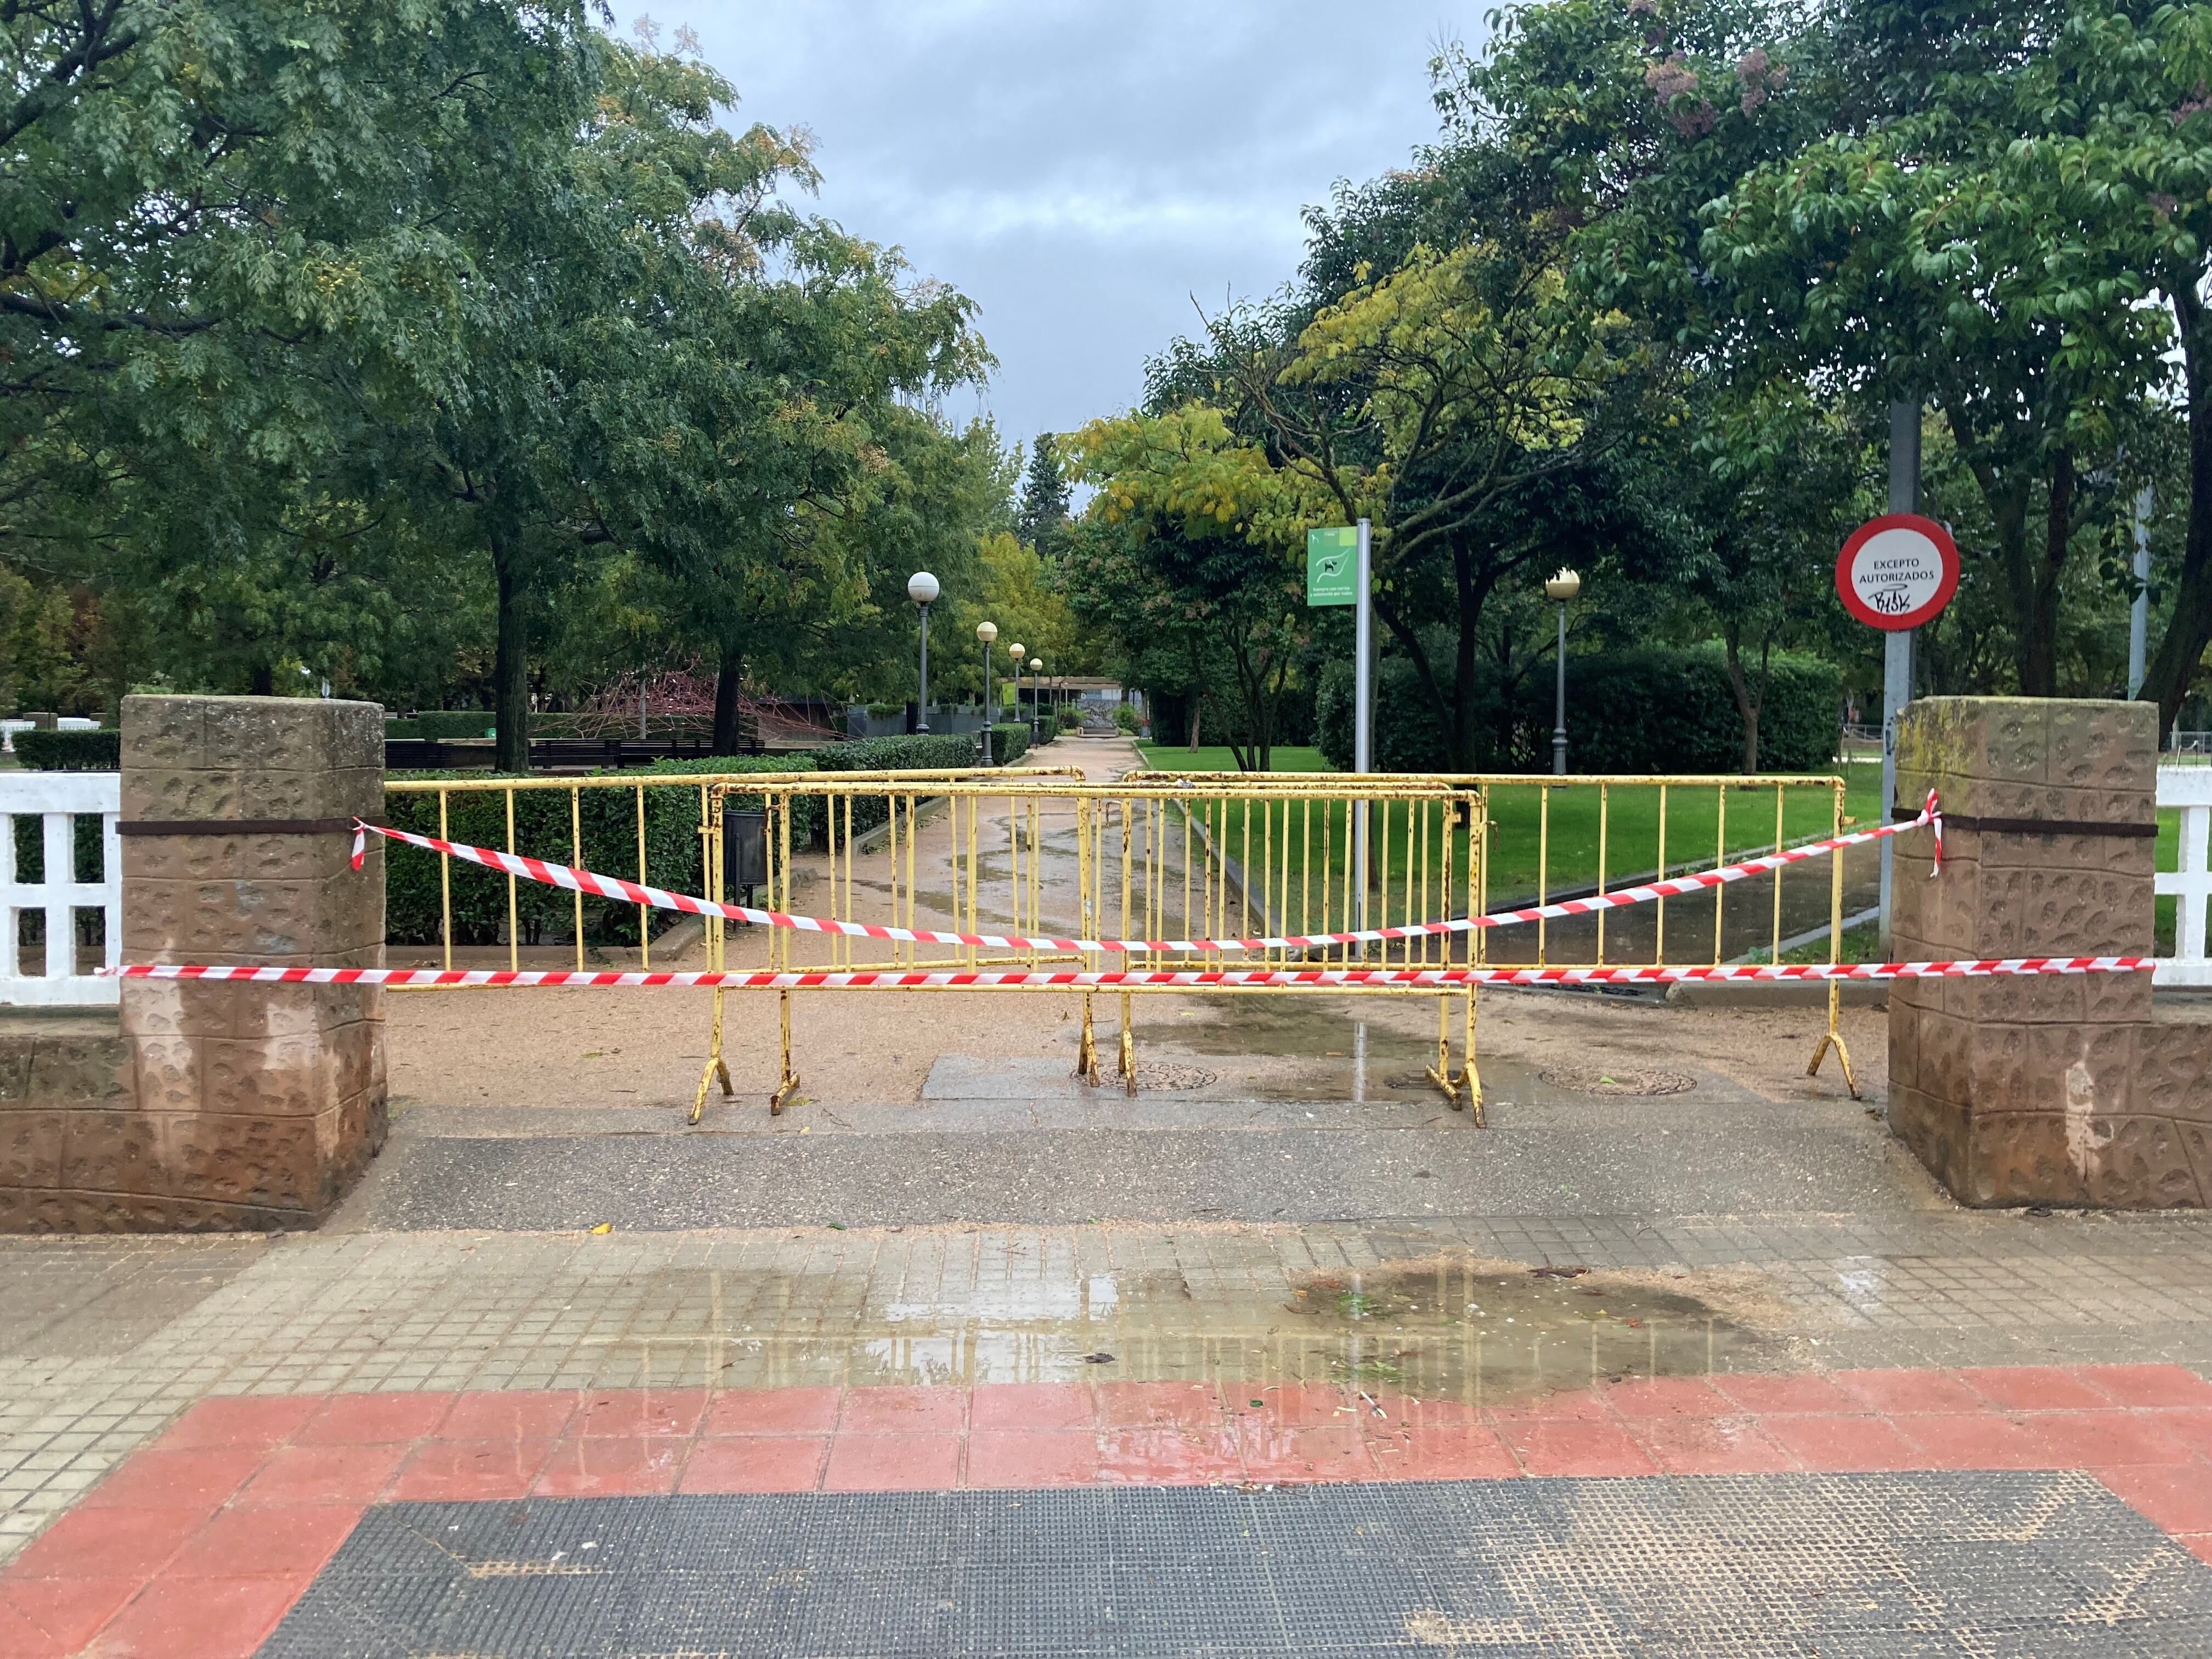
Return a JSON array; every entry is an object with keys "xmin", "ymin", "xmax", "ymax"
[
  {"xmin": 1540, "ymin": 1063, "xmax": 1697, "ymax": 1096},
  {"xmin": 257, "ymin": 1473, "xmax": 2212, "ymax": 1657},
  {"xmin": 1137, "ymin": 1063, "xmax": 1216, "ymax": 1092}
]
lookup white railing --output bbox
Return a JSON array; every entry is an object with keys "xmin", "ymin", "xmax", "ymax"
[
  {"xmin": 2159, "ymin": 765, "xmax": 2212, "ymax": 988},
  {"xmin": 0, "ymin": 771, "xmax": 120, "ymax": 1006}
]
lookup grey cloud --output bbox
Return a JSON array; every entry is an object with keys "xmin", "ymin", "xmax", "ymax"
[{"xmin": 651, "ymin": 1, "xmax": 1483, "ymax": 440}]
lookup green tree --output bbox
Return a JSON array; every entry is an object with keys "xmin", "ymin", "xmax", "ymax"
[{"xmin": 1014, "ymin": 436, "xmax": 1073, "ymax": 562}]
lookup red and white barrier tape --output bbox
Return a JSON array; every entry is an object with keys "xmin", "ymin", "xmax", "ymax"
[
  {"xmin": 345, "ymin": 791, "xmax": 1942, "ymax": 958},
  {"xmin": 113, "ymin": 956, "xmax": 2146, "ymax": 990}
]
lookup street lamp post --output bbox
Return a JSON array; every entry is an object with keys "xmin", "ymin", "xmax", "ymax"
[
  {"xmin": 1005, "ymin": 643, "xmax": 1024, "ymax": 743},
  {"xmin": 1544, "ymin": 568, "xmax": 1582, "ymax": 777},
  {"xmin": 1028, "ymin": 658, "xmax": 1043, "ymax": 741},
  {"xmin": 975, "ymin": 620, "xmax": 998, "ymax": 764},
  {"xmin": 907, "ymin": 572, "xmax": 939, "ymax": 732}
]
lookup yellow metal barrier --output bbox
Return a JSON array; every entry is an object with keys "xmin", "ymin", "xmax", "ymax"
[{"xmin": 380, "ymin": 766, "xmax": 1862, "ymax": 1124}]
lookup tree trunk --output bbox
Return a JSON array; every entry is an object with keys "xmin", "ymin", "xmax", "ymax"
[
  {"xmin": 1721, "ymin": 625, "xmax": 1762, "ymax": 774},
  {"xmin": 2020, "ymin": 448, "xmax": 2074, "ymax": 698},
  {"xmin": 249, "ymin": 662, "xmax": 274, "ymax": 697},
  {"xmin": 2145, "ymin": 280, "xmax": 2212, "ymax": 740},
  {"xmin": 712, "ymin": 647, "xmax": 746, "ymax": 754},
  {"xmin": 1187, "ymin": 696, "xmax": 1200, "ymax": 752},
  {"xmin": 490, "ymin": 524, "xmax": 530, "ymax": 774}
]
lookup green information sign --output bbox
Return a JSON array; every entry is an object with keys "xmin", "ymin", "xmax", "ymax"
[{"xmin": 1306, "ymin": 526, "xmax": 1358, "ymax": 606}]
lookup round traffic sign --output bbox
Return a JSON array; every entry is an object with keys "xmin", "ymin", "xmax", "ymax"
[{"xmin": 1835, "ymin": 514, "xmax": 1959, "ymax": 631}]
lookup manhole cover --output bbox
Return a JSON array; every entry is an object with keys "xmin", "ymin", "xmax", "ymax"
[
  {"xmin": 1539, "ymin": 1064, "xmax": 1696, "ymax": 1097},
  {"xmin": 1138, "ymin": 1063, "xmax": 1216, "ymax": 1092}
]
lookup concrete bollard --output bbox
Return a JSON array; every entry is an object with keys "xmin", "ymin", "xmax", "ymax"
[{"xmin": 1889, "ymin": 696, "xmax": 2206, "ymax": 1207}]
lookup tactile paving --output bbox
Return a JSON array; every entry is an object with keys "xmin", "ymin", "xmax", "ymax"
[{"xmin": 258, "ymin": 1471, "xmax": 2212, "ymax": 1657}]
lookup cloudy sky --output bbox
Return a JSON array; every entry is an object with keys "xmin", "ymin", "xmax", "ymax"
[{"xmin": 639, "ymin": 1, "xmax": 1486, "ymax": 447}]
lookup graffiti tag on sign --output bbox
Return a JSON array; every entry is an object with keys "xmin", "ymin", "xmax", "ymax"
[{"xmin": 1835, "ymin": 515, "xmax": 1959, "ymax": 632}]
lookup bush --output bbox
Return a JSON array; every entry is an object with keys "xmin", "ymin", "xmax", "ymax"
[
  {"xmin": 386, "ymin": 711, "xmax": 496, "ymax": 741},
  {"xmin": 1111, "ymin": 704, "xmax": 1141, "ymax": 734},
  {"xmin": 1056, "ymin": 704, "xmax": 1084, "ymax": 732},
  {"xmin": 808, "ymin": 732, "xmax": 981, "ymax": 845},
  {"xmin": 15, "ymin": 729, "xmax": 120, "ymax": 770},
  {"xmin": 1314, "ymin": 644, "xmax": 1843, "ymax": 774},
  {"xmin": 990, "ymin": 723, "xmax": 1030, "ymax": 765}
]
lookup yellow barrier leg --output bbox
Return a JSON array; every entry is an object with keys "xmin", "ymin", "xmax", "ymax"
[
  {"xmin": 1807, "ymin": 986, "xmax": 1859, "ymax": 1099},
  {"xmin": 690, "ymin": 986, "xmax": 733, "ymax": 1125},
  {"xmin": 1078, "ymin": 993, "xmax": 1100, "ymax": 1087},
  {"xmin": 1119, "ymin": 991, "xmax": 1135, "ymax": 1096},
  {"xmin": 1425, "ymin": 991, "xmax": 1483, "ymax": 1124},
  {"xmin": 769, "ymin": 988, "xmax": 802, "ymax": 1115}
]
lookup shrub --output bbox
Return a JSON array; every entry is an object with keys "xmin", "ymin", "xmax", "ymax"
[
  {"xmin": 1314, "ymin": 644, "xmax": 1843, "ymax": 774},
  {"xmin": 1056, "ymin": 704, "xmax": 1084, "ymax": 732},
  {"xmin": 990, "ymin": 723, "xmax": 1030, "ymax": 765},
  {"xmin": 15, "ymin": 729, "xmax": 120, "ymax": 771},
  {"xmin": 1111, "ymin": 704, "xmax": 1141, "ymax": 734}
]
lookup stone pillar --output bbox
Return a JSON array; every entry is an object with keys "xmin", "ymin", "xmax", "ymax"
[
  {"xmin": 1889, "ymin": 696, "xmax": 2205, "ymax": 1207},
  {"xmin": 111, "ymin": 695, "xmax": 386, "ymax": 1229}
]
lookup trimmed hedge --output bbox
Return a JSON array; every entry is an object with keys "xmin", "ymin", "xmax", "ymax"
[
  {"xmin": 990, "ymin": 723, "xmax": 1030, "ymax": 765},
  {"xmin": 15, "ymin": 729, "xmax": 120, "ymax": 771},
  {"xmin": 386, "ymin": 712, "xmax": 496, "ymax": 741},
  {"xmin": 1316, "ymin": 645, "xmax": 1843, "ymax": 774}
]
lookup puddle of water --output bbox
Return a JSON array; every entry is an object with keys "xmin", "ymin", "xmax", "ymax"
[
  {"xmin": 1140, "ymin": 1001, "xmax": 1548, "ymax": 1104},
  {"xmin": 587, "ymin": 1249, "xmax": 1787, "ymax": 1406}
]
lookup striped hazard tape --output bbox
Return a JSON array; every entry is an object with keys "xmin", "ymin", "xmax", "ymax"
[
  {"xmin": 341, "ymin": 791, "xmax": 1943, "ymax": 959},
  {"xmin": 113, "ymin": 958, "xmax": 2148, "ymax": 989}
]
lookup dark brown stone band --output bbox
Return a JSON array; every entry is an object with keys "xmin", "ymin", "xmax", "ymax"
[
  {"xmin": 1888, "ymin": 805, "xmax": 2155, "ymax": 838},
  {"xmin": 117, "ymin": 817, "xmax": 377, "ymax": 837}
]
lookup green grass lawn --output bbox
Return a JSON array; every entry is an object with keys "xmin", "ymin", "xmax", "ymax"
[{"xmin": 1133, "ymin": 742, "xmax": 1882, "ymax": 909}]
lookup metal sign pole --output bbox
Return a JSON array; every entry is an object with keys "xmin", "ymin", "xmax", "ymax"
[
  {"xmin": 1879, "ymin": 403, "xmax": 1920, "ymax": 946},
  {"xmin": 2129, "ymin": 484, "xmax": 2152, "ymax": 700},
  {"xmin": 1355, "ymin": 518, "xmax": 1373, "ymax": 935}
]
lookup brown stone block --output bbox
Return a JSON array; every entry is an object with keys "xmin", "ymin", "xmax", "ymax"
[
  {"xmin": 2081, "ymin": 970, "xmax": 2157, "ymax": 1025},
  {"xmin": 201, "ymin": 1034, "xmax": 336, "ymax": 1117},
  {"xmin": 1914, "ymin": 1005, "xmax": 1970, "ymax": 1104},
  {"xmin": 1954, "ymin": 698, "xmax": 2051, "ymax": 785},
  {"xmin": 2048, "ymin": 699, "xmax": 2157, "ymax": 795},
  {"xmin": 30, "ymin": 1034, "xmax": 132, "ymax": 1106},
  {"xmin": 234, "ymin": 766, "xmax": 383, "ymax": 821},
  {"xmin": 1888, "ymin": 998, "xmax": 1920, "ymax": 1094},
  {"xmin": 2084, "ymin": 1116, "xmax": 2205, "ymax": 1207},
  {"xmin": 126, "ymin": 832, "xmax": 363, "ymax": 885},
  {"xmin": 120, "ymin": 768, "xmax": 244, "ymax": 823},
  {"xmin": 1947, "ymin": 975, "xmax": 2091, "ymax": 1027},
  {"xmin": 2141, "ymin": 1019, "xmax": 2212, "ymax": 1119},
  {"xmin": 0, "ymin": 1111, "xmax": 63, "ymax": 1186},
  {"xmin": 61, "ymin": 1109, "xmax": 156, "ymax": 1194},
  {"xmin": 120, "ymin": 696, "xmax": 208, "ymax": 772},
  {"xmin": 1967, "ymin": 1020, "xmax": 2136, "ymax": 1116},
  {"xmin": 0, "ymin": 1187, "xmax": 312, "ymax": 1233},
  {"xmin": 1977, "ymin": 831, "xmax": 2156, "ymax": 877},
  {"xmin": 123, "ymin": 877, "xmax": 383, "ymax": 963},
  {"xmin": 1887, "ymin": 1084, "xmax": 1970, "ymax": 1197},
  {"xmin": 128, "ymin": 1032, "xmax": 200, "ymax": 1113},
  {"xmin": 143, "ymin": 1111, "xmax": 330, "ymax": 1210},
  {"xmin": 0, "ymin": 1040, "xmax": 33, "ymax": 1107},
  {"xmin": 1977, "ymin": 868, "xmax": 2147, "ymax": 957},
  {"xmin": 200, "ymin": 697, "xmax": 380, "ymax": 775},
  {"xmin": 1957, "ymin": 1111, "xmax": 2090, "ymax": 1206}
]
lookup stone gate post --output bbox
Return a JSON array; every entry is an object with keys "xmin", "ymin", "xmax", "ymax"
[
  {"xmin": 1888, "ymin": 696, "xmax": 2205, "ymax": 1207},
  {"xmin": 111, "ymin": 695, "xmax": 387, "ymax": 1228}
]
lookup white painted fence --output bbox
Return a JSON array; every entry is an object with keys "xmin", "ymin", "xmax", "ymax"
[
  {"xmin": 0, "ymin": 771, "xmax": 120, "ymax": 1006},
  {"xmin": 2159, "ymin": 765, "xmax": 2212, "ymax": 988}
]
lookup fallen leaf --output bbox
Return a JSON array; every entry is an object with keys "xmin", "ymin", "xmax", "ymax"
[{"xmin": 588, "ymin": 1222, "xmax": 612, "ymax": 1235}]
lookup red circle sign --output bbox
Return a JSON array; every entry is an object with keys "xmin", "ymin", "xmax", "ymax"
[{"xmin": 1835, "ymin": 514, "xmax": 1959, "ymax": 631}]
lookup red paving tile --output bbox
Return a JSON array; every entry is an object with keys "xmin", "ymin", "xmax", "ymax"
[
  {"xmin": 0, "ymin": 1595, "xmax": 62, "ymax": 1658},
  {"xmin": 2, "ymin": 1506, "xmax": 203, "ymax": 1580},
  {"xmin": 2015, "ymin": 1409, "xmax": 2188, "ymax": 1469},
  {"xmin": 1486, "ymin": 1388, "xmax": 1615, "ymax": 1424},
  {"xmin": 967, "ymin": 1430, "xmax": 1105, "ymax": 1487},
  {"xmin": 679, "ymin": 1436, "xmax": 829, "ymax": 1494},
  {"xmin": 571, "ymin": 1389, "xmax": 708, "ymax": 1438},
  {"xmin": 1887, "ymin": 1411, "xmax": 2050, "ymax": 1471},
  {"xmin": 1601, "ymin": 1377, "xmax": 1733, "ymax": 1419},
  {"xmin": 2142, "ymin": 1408, "xmax": 2212, "ymax": 1462},
  {"xmin": 437, "ymin": 1390, "xmax": 578, "ymax": 1442},
  {"xmin": 1831, "ymin": 1369, "xmax": 1985, "ymax": 1415},
  {"xmin": 1626, "ymin": 1415, "xmax": 1797, "ymax": 1475},
  {"xmin": 701, "ymin": 1386, "xmax": 841, "ymax": 1436},
  {"xmin": 0, "ymin": 1575, "xmax": 143, "ymax": 1651},
  {"xmin": 968, "ymin": 1383, "xmax": 1097, "ymax": 1432},
  {"xmin": 822, "ymin": 1432, "xmax": 963, "ymax": 1492},
  {"xmin": 89, "ymin": 1572, "xmax": 309, "ymax": 1659},
  {"xmin": 2181, "ymin": 1533, "xmax": 2212, "ymax": 1568},
  {"xmin": 167, "ymin": 1503, "xmax": 362, "ymax": 1578},
  {"xmin": 2076, "ymin": 1365, "xmax": 2212, "ymax": 1408},
  {"xmin": 1094, "ymin": 1381, "xmax": 1224, "ymax": 1429},
  {"xmin": 157, "ymin": 1396, "xmax": 321, "ymax": 1454},
  {"xmin": 1955, "ymin": 1366, "xmax": 2112, "ymax": 1412},
  {"xmin": 1498, "ymin": 1418, "xmax": 1659, "ymax": 1478},
  {"xmin": 532, "ymin": 1437, "xmax": 688, "ymax": 1498},
  {"xmin": 2098, "ymin": 1464, "xmax": 2212, "ymax": 1537},
  {"xmin": 383, "ymin": 1438, "xmax": 554, "ymax": 1503},
  {"xmin": 240, "ymin": 1442, "xmax": 409, "ymax": 1505},
  {"xmin": 840, "ymin": 1386, "xmax": 967, "ymax": 1434},
  {"xmin": 1094, "ymin": 1425, "xmax": 1243, "ymax": 1484},
  {"xmin": 292, "ymin": 1392, "xmax": 452, "ymax": 1447},
  {"xmin": 77, "ymin": 1448, "xmax": 263, "ymax": 1515},
  {"xmin": 1367, "ymin": 1425, "xmax": 1521, "ymax": 1481},
  {"xmin": 1708, "ymin": 1372, "xmax": 1859, "ymax": 1415},
  {"xmin": 1237, "ymin": 1424, "xmax": 1378, "ymax": 1482},
  {"xmin": 1758, "ymin": 1413, "xmax": 1926, "ymax": 1472},
  {"xmin": 1225, "ymin": 1382, "xmax": 1361, "ymax": 1427}
]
